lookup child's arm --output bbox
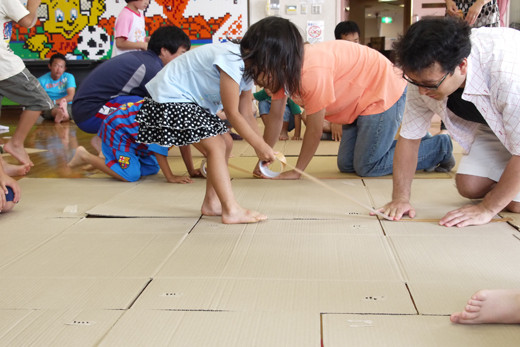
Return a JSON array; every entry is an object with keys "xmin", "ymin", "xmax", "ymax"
[
  {"xmin": 292, "ymin": 114, "xmax": 302, "ymax": 140},
  {"xmin": 220, "ymin": 70, "xmax": 275, "ymax": 163},
  {"xmin": 17, "ymin": 0, "xmax": 41, "ymax": 28},
  {"xmin": 155, "ymin": 153, "xmax": 193, "ymax": 184},
  {"xmin": 115, "ymin": 37, "xmax": 148, "ymax": 51},
  {"xmin": 179, "ymin": 145, "xmax": 204, "ymax": 178}
]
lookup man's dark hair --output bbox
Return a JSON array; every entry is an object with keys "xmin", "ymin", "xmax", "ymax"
[
  {"xmin": 334, "ymin": 21, "xmax": 360, "ymax": 40},
  {"xmin": 393, "ymin": 17, "xmax": 472, "ymax": 74},
  {"xmin": 148, "ymin": 26, "xmax": 191, "ymax": 56},
  {"xmin": 49, "ymin": 53, "xmax": 67, "ymax": 66}
]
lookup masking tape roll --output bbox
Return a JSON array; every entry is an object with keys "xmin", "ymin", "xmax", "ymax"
[
  {"xmin": 200, "ymin": 159, "xmax": 207, "ymax": 178},
  {"xmin": 259, "ymin": 152, "xmax": 287, "ymax": 178}
]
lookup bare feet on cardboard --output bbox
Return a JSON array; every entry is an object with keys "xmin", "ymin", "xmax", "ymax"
[
  {"xmin": 201, "ymin": 197, "xmax": 223, "ymax": 217},
  {"xmin": 222, "ymin": 206, "xmax": 267, "ymax": 224},
  {"xmin": 450, "ymin": 289, "xmax": 520, "ymax": 324},
  {"xmin": 67, "ymin": 146, "xmax": 90, "ymax": 168},
  {"xmin": 3, "ymin": 141, "xmax": 33, "ymax": 166}
]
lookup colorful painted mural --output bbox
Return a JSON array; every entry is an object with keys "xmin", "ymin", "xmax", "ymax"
[{"xmin": 10, "ymin": 0, "xmax": 248, "ymax": 60}]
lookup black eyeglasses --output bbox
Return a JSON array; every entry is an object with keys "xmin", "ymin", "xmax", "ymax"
[{"xmin": 402, "ymin": 71, "xmax": 451, "ymax": 90}]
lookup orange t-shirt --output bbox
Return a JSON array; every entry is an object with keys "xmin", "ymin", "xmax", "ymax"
[{"xmin": 293, "ymin": 41, "xmax": 407, "ymax": 124}]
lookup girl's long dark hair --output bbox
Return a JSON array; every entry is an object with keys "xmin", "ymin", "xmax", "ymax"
[{"xmin": 240, "ymin": 17, "xmax": 304, "ymax": 96}]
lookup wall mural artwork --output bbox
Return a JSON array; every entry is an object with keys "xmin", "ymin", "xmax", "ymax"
[{"xmin": 10, "ymin": 0, "xmax": 248, "ymax": 60}]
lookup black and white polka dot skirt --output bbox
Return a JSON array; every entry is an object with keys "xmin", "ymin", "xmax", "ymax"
[
  {"xmin": 136, "ymin": 97, "xmax": 229, "ymax": 147},
  {"xmin": 457, "ymin": 0, "xmax": 499, "ymax": 27}
]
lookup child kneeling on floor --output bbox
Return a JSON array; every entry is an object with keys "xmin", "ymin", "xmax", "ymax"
[{"xmin": 68, "ymin": 96, "xmax": 193, "ymax": 184}]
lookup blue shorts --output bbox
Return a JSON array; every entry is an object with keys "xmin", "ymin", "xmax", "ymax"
[
  {"xmin": 102, "ymin": 144, "xmax": 160, "ymax": 182},
  {"xmin": 258, "ymin": 100, "xmax": 295, "ymax": 131},
  {"xmin": 5, "ymin": 186, "xmax": 14, "ymax": 202},
  {"xmin": 76, "ymin": 95, "xmax": 144, "ymax": 134}
]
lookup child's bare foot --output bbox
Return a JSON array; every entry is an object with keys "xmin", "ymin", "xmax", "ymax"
[
  {"xmin": 201, "ymin": 198, "xmax": 222, "ymax": 216},
  {"xmin": 3, "ymin": 141, "xmax": 33, "ymax": 166},
  {"xmin": 279, "ymin": 131, "xmax": 289, "ymax": 141},
  {"xmin": 54, "ymin": 109, "xmax": 68, "ymax": 123},
  {"xmin": 450, "ymin": 289, "xmax": 520, "ymax": 324},
  {"xmin": 68, "ymin": 146, "xmax": 90, "ymax": 167},
  {"xmin": 3, "ymin": 162, "xmax": 31, "ymax": 176},
  {"xmin": 222, "ymin": 206, "xmax": 267, "ymax": 224}
]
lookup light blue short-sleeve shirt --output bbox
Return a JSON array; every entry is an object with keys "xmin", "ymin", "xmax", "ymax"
[{"xmin": 145, "ymin": 42, "xmax": 254, "ymax": 114}]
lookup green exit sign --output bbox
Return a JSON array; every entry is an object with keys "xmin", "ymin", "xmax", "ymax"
[{"xmin": 382, "ymin": 17, "xmax": 393, "ymax": 24}]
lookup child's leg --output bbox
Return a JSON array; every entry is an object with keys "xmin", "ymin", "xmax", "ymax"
[
  {"xmin": 3, "ymin": 109, "xmax": 40, "ymax": 166},
  {"xmin": 199, "ymin": 134, "xmax": 266, "ymax": 224},
  {"xmin": 68, "ymin": 146, "xmax": 128, "ymax": 181},
  {"xmin": 279, "ymin": 121, "xmax": 289, "ymax": 141}
]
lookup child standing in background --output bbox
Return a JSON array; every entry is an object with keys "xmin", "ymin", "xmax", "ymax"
[
  {"xmin": 112, "ymin": 0, "xmax": 149, "ymax": 57},
  {"xmin": 136, "ymin": 16, "xmax": 304, "ymax": 224}
]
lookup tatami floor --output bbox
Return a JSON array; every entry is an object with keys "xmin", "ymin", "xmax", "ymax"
[{"xmin": 1, "ymin": 107, "xmax": 520, "ymax": 346}]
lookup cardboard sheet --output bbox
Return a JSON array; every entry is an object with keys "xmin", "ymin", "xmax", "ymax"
[
  {"xmin": 0, "ymin": 218, "xmax": 78, "ymax": 268},
  {"xmin": 132, "ymin": 278, "xmax": 416, "ymax": 314},
  {"xmin": 380, "ymin": 219, "xmax": 517, "ymax": 236},
  {"xmin": 192, "ymin": 218, "xmax": 384, "ymax": 236},
  {"xmin": 86, "ymin": 179, "xmax": 206, "ymax": 217},
  {"xmin": 322, "ymin": 314, "xmax": 520, "ymax": 347},
  {"xmin": 99, "ymin": 310, "xmax": 320, "ymax": 347},
  {"xmin": 388, "ymin": 233, "xmax": 520, "ymax": 283},
  {"xmin": 407, "ymin": 280, "xmax": 520, "ymax": 315},
  {"xmin": 0, "ymin": 278, "xmax": 149, "ymax": 310},
  {"xmin": 17, "ymin": 178, "xmax": 137, "ymax": 218},
  {"xmin": 232, "ymin": 179, "xmax": 375, "ymax": 219},
  {"xmin": 499, "ymin": 211, "xmax": 520, "ymax": 231},
  {"xmin": 157, "ymin": 230, "xmax": 403, "ymax": 281},
  {"xmin": 0, "ymin": 309, "xmax": 123, "ymax": 347},
  {"xmin": 365, "ymin": 179, "xmax": 477, "ymax": 219},
  {"xmin": 0, "ymin": 228, "xmax": 188, "ymax": 278}
]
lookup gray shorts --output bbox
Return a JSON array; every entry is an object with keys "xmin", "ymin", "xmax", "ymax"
[
  {"xmin": 457, "ymin": 125, "xmax": 520, "ymax": 202},
  {"xmin": 41, "ymin": 103, "xmax": 73, "ymax": 120},
  {"xmin": 0, "ymin": 68, "xmax": 53, "ymax": 111}
]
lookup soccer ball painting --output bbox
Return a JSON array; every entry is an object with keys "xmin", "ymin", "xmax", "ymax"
[{"xmin": 77, "ymin": 26, "xmax": 111, "ymax": 60}]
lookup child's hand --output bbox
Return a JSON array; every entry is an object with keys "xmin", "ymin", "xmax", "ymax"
[
  {"xmin": 331, "ymin": 123, "xmax": 343, "ymax": 141},
  {"xmin": 140, "ymin": 41, "xmax": 148, "ymax": 51},
  {"xmin": 166, "ymin": 175, "xmax": 193, "ymax": 184},
  {"xmin": 189, "ymin": 168, "xmax": 205, "ymax": 178},
  {"xmin": 254, "ymin": 143, "xmax": 276, "ymax": 163}
]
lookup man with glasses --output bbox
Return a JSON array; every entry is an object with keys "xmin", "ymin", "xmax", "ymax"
[{"xmin": 378, "ymin": 17, "xmax": 520, "ymax": 227}]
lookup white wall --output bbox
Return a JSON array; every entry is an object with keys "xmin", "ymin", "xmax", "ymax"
[{"xmin": 249, "ymin": 0, "xmax": 339, "ymax": 42}]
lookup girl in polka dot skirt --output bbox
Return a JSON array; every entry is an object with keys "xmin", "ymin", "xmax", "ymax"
[{"xmin": 136, "ymin": 17, "xmax": 304, "ymax": 224}]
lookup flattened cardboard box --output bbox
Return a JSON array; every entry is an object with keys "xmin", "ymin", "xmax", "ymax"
[
  {"xmin": 407, "ymin": 280, "xmax": 520, "ymax": 315},
  {"xmin": 0, "ymin": 219, "xmax": 191, "ymax": 278},
  {"xmin": 232, "ymin": 179, "xmax": 375, "ymax": 220},
  {"xmin": 0, "ymin": 309, "xmax": 123, "ymax": 347},
  {"xmin": 0, "ymin": 220, "xmax": 77, "ymax": 268},
  {"xmin": 132, "ymin": 277, "xmax": 416, "ymax": 314},
  {"xmin": 365, "ymin": 178, "xmax": 479, "ymax": 219},
  {"xmin": 388, "ymin": 233, "xmax": 520, "ymax": 283},
  {"xmin": 86, "ymin": 179, "xmax": 206, "ymax": 217},
  {"xmin": 322, "ymin": 314, "xmax": 520, "ymax": 347},
  {"xmin": 17, "ymin": 178, "xmax": 137, "ymax": 218},
  {"xmin": 99, "ymin": 310, "xmax": 320, "ymax": 347},
  {"xmin": 0, "ymin": 278, "xmax": 149, "ymax": 310},
  {"xmin": 156, "ymin": 220, "xmax": 403, "ymax": 281}
]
